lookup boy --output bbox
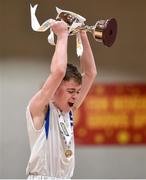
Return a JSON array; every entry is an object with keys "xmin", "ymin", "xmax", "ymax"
[{"xmin": 26, "ymin": 20, "xmax": 97, "ymax": 179}]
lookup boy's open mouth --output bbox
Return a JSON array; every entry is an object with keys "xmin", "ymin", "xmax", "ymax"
[{"xmin": 68, "ymin": 102, "xmax": 74, "ymax": 107}]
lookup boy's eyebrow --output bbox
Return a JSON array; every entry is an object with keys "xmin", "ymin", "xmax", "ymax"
[{"xmin": 67, "ymin": 88, "xmax": 81, "ymax": 91}]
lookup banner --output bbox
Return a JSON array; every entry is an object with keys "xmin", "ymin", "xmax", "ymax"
[{"xmin": 74, "ymin": 84, "xmax": 146, "ymax": 145}]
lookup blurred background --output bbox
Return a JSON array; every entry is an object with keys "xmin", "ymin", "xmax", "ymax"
[{"xmin": 1, "ymin": 0, "xmax": 146, "ymax": 178}]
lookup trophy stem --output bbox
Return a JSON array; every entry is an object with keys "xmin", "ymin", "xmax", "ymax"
[
  {"xmin": 69, "ymin": 25, "xmax": 94, "ymax": 35},
  {"xmin": 83, "ymin": 25, "xmax": 95, "ymax": 32}
]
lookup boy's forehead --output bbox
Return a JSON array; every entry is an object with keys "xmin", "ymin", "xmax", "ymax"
[{"xmin": 62, "ymin": 80, "xmax": 81, "ymax": 88}]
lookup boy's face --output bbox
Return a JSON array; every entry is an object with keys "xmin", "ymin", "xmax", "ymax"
[{"xmin": 53, "ymin": 79, "xmax": 81, "ymax": 112}]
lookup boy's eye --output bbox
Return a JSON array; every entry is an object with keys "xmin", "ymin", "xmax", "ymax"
[
  {"xmin": 67, "ymin": 91, "xmax": 74, "ymax": 94},
  {"xmin": 67, "ymin": 90, "xmax": 80, "ymax": 94}
]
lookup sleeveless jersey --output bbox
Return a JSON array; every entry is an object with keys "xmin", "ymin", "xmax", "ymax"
[{"xmin": 26, "ymin": 102, "xmax": 75, "ymax": 178}]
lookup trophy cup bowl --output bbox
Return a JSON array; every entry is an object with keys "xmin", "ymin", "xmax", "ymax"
[{"xmin": 58, "ymin": 12, "xmax": 77, "ymax": 26}]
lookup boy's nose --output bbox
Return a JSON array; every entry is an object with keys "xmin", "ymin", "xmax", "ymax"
[
  {"xmin": 72, "ymin": 93, "xmax": 78, "ymax": 100},
  {"xmin": 72, "ymin": 96, "xmax": 75, "ymax": 100}
]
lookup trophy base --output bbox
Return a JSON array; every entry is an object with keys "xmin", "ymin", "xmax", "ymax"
[{"xmin": 94, "ymin": 18, "xmax": 117, "ymax": 47}]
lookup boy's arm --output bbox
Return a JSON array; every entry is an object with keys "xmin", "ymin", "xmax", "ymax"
[
  {"xmin": 73, "ymin": 31, "xmax": 97, "ymax": 110},
  {"xmin": 29, "ymin": 21, "xmax": 69, "ymax": 129}
]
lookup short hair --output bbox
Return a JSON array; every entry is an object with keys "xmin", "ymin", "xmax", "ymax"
[{"xmin": 63, "ymin": 63, "xmax": 82, "ymax": 84}]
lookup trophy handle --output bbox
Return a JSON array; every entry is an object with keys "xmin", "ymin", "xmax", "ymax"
[{"xmin": 93, "ymin": 18, "xmax": 117, "ymax": 47}]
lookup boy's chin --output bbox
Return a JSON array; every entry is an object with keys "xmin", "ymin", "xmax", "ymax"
[{"xmin": 60, "ymin": 103, "xmax": 73, "ymax": 112}]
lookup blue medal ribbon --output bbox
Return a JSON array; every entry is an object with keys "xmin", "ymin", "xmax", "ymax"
[
  {"xmin": 69, "ymin": 111, "xmax": 73, "ymax": 127},
  {"xmin": 45, "ymin": 106, "xmax": 50, "ymax": 139}
]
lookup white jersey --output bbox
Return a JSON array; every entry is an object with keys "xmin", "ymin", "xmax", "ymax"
[{"xmin": 26, "ymin": 102, "xmax": 75, "ymax": 179}]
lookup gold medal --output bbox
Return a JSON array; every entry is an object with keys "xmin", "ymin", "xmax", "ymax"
[{"xmin": 65, "ymin": 150, "xmax": 72, "ymax": 158}]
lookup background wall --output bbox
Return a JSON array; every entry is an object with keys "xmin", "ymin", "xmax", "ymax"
[{"xmin": 1, "ymin": 0, "xmax": 146, "ymax": 178}]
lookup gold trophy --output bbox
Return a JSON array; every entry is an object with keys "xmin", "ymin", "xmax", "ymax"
[
  {"xmin": 30, "ymin": 4, "xmax": 117, "ymax": 48},
  {"xmin": 57, "ymin": 12, "xmax": 117, "ymax": 47}
]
